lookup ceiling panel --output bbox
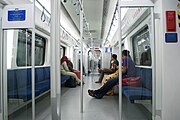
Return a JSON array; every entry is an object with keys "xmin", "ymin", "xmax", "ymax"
[
  {"xmin": 83, "ymin": 0, "xmax": 104, "ymax": 40},
  {"xmin": 62, "ymin": 0, "xmax": 156, "ymax": 48},
  {"xmin": 63, "ymin": 0, "xmax": 104, "ymax": 48}
]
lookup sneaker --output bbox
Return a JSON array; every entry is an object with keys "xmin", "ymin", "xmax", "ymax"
[
  {"xmin": 88, "ymin": 89, "xmax": 102, "ymax": 99},
  {"xmin": 88, "ymin": 89, "xmax": 95, "ymax": 97}
]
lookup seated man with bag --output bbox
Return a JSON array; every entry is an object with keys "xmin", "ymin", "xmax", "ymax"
[
  {"xmin": 89, "ymin": 50, "xmax": 139, "ymax": 99},
  {"xmin": 95, "ymin": 54, "xmax": 119, "ymax": 83}
]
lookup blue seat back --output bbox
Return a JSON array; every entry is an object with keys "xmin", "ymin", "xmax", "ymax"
[
  {"xmin": 35, "ymin": 67, "xmax": 45, "ymax": 83},
  {"xmin": 7, "ymin": 70, "xmax": 16, "ymax": 91},
  {"xmin": 7, "ymin": 66, "xmax": 70, "ymax": 101},
  {"xmin": 141, "ymin": 68, "xmax": 152, "ymax": 90},
  {"xmin": 44, "ymin": 67, "xmax": 50, "ymax": 80},
  {"xmin": 135, "ymin": 67, "xmax": 141, "ymax": 77},
  {"xmin": 15, "ymin": 69, "xmax": 31, "ymax": 89},
  {"xmin": 135, "ymin": 67, "xmax": 152, "ymax": 90}
]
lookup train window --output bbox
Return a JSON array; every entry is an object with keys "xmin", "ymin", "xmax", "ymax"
[
  {"xmin": 60, "ymin": 46, "xmax": 65, "ymax": 58},
  {"xmin": 132, "ymin": 26, "xmax": 151, "ymax": 66},
  {"xmin": 121, "ymin": 43, "xmax": 125, "ymax": 50},
  {"xmin": 17, "ymin": 30, "xmax": 46, "ymax": 66}
]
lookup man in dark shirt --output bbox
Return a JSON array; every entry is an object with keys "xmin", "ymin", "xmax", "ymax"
[{"xmin": 95, "ymin": 54, "xmax": 119, "ymax": 83}]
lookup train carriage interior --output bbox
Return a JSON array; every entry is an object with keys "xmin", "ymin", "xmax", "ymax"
[{"xmin": 0, "ymin": 0, "xmax": 180, "ymax": 120}]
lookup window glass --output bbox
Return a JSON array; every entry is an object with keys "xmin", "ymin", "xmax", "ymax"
[
  {"xmin": 122, "ymin": 43, "xmax": 125, "ymax": 51},
  {"xmin": 17, "ymin": 30, "xmax": 46, "ymax": 66},
  {"xmin": 60, "ymin": 46, "xmax": 65, "ymax": 59},
  {"xmin": 132, "ymin": 26, "xmax": 151, "ymax": 66}
]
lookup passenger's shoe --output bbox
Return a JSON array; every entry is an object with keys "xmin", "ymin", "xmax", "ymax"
[
  {"xmin": 77, "ymin": 82, "xmax": 85, "ymax": 86},
  {"xmin": 88, "ymin": 89, "xmax": 95, "ymax": 96},
  {"xmin": 77, "ymin": 82, "xmax": 81, "ymax": 86},
  {"xmin": 88, "ymin": 89, "xmax": 102, "ymax": 99},
  {"xmin": 95, "ymin": 81, "xmax": 101, "ymax": 83}
]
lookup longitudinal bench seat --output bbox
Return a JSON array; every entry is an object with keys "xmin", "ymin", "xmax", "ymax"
[
  {"xmin": 7, "ymin": 66, "xmax": 70, "ymax": 101},
  {"xmin": 122, "ymin": 67, "xmax": 152, "ymax": 103},
  {"xmin": 122, "ymin": 86, "xmax": 152, "ymax": 103}
]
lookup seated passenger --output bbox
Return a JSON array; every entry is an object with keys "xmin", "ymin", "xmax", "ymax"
[
  {"xmin": 61, "ymin": 56, "xmax": 81, "ymax": 85},
  {"xmin": 67, "ymin": 59, "xmax": 74, "ymax": 72},
  {"xmin": 67, "ymin": 58, "xmax": 81, "ymax": 79},
  {"xmin": 88, "ymin": 50, "xmax": 136, "ymax": 99},
  {"xmin": 98, "ymin": 59, "xmax": 101, "ymax": 69},
  {"xmin": 95, "ymin": 54, "xmax": 119, "ymax": 83}
]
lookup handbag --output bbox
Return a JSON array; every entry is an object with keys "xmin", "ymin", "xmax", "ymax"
[{"xmin": 122, "ymin": 76, "xmax": 141, "ymax": 86}]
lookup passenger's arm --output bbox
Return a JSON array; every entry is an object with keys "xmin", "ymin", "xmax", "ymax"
[
  {"xmin": 62, "ymin": 62, "xmax": 70, "ymax": 71},
  {"xmin": 122, "ymin": 57, "xmax": 128, "ymax": 74},
  {"xmin": 110, "ymin": 63, "xmax": 117, "ymax": 72},
  {"xmin": 122, "ymin": 66, "xmax": 127, "ymax": 74}
]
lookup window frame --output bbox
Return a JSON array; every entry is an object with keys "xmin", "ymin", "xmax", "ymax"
[
  {"xmin": 16, "ymin": 29, "xmax": 46, "ymax": 67},
  {"xmin": 132, "ymin": 25, "xmax": 152, "ymax": 66}
]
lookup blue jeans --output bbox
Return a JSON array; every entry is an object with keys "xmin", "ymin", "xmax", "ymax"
[{"xmin": 94, "ymin": 76, "xmax": 119, "ymax": 98}]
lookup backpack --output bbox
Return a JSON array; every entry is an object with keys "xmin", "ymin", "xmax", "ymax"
[{"xmin": 65, "ymin": 77, "xmax": 77, "ymax": 88}]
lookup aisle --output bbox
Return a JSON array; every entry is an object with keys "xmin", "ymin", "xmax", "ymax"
[
  {"xmin": 61, "ymin": 74, "xmax": 119, "ymax": 120},
  {"xmin": 9, "ymin": 74, "xmax": 149, "ymax": 120}
]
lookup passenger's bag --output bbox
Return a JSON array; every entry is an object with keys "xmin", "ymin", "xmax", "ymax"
[
  {"xmin": 122, "ymin": 76, "xmax": 141, "ymax": 86},
  {"xmin": 74, "ymin": 70, "xmax": 80, "ymax": 79},
  {"xmin": 65, "ymin": 77, "xmax": 77, "ymax": 88}
]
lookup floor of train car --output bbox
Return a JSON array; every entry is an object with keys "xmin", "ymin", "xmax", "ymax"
[{"xmin": 9, "ymin": 72, "xmax": 151, "ymax": 120}]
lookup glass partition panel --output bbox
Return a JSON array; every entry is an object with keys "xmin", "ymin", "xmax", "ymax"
[
  {"xmin": 4, "ymin": 29, "xmax": 32, "ymax": 120},
  {"xmin": 33, "ymin": 34, "xmax": 50, "ymax": 120},
  {"xmin": 0, "ymin": 9, "xmax": 2, "ymax": 118},
  {"xmin": 121, "ymin": 7, "xmax": 153, "ymax": 120}
]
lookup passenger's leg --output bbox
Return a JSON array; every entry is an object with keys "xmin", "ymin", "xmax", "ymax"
[
  {"xmin": 64, "ymin": 72, "xmax": 81, "ymax": 84},
  {"xmin": 96, "ymin": 70, "xmax": 104, "ymax": 83},
  {"xmin": 96, "ymin": 68, "xmax": 113, "ymax": 83},
  {"xmin": 90, "ymin": 76, "xmax": 119, "ymax": 99}
]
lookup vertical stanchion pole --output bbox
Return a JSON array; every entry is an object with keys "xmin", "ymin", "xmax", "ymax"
[
  {"xmin": 51, "ymin": 0, "xmax": 61, "ymax": 120},
  {"xmin": 56, "ymin": 0, "xmax": 61, "ymax": 118},
  {"xmin": 118, "ymin": 1, "xmax": 122, "ymax": 120},
  {"xmin": 0, "ymin": 15, "xmax": 2, "ymax": 120},
  {"xmin": 80, "ymin": 10, "xmax": 84, "ymax": 113},
  {"xmin": 32, "ymin": 1, "xmax": 35, "ymax": 120},
  {"xmin": 151, "ymin": 7, "xmax": 156, "ymax": 120},
  {"xmin": 2, "ymin": 30, "xmax": 7, "ymax": 120}
]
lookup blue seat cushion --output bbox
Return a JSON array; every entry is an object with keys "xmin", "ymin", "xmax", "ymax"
[
  {"xmin": 123, "ymin": 87, "xmax": 152, "ymax": 103},
  {"xmin": 8, "ymin": 67, "xmax": 51, "ymax": 101},
  {"xmin": 8, "ymin": 90, "xmax": 18, "ymax": 99},
  {"xmin": 122, "ymin": 86, "xmax": 144, "ymax": 92},
  {"xmin": 8, "ymin": 86, "xmax": 41, "ymax": 101},
  {"xmin": 35, "ymin": 81, "xmax": 50, "ymax": 93}
]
